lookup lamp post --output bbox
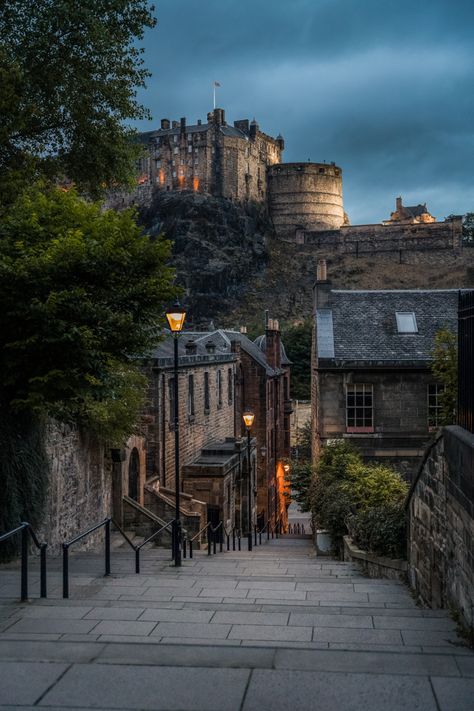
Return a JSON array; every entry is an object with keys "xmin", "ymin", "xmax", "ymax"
[
  {"xmin": 242, "ymin": 411, "xmax": 255, "ymax": 552},
  {"xmin": 165, "ymin": 300, "xmax": 186, "ymax": 567}
]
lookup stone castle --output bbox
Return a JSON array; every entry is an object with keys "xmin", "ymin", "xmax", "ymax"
[{"xmin": 129, "ymin": 106, "xmax": 464, "ymax": 251}]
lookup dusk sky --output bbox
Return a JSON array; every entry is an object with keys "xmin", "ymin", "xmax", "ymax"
[{"xmin": 135, "ymin": 0, "xmax": 474, "ymax": 224}]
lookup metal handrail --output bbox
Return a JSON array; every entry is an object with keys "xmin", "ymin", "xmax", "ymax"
[
  {"xmin": 224, "ymin": 526, "xmax": 242, "ymax": 552},
  {"xmin": 209, "ymin": 521, "xmax": 223, "ymax": 554},
  {"xmin": 135, "ymin": 519, "xmax": 175, "ymax": 573},
  {"xmin": 0, "ymin": 522, "xmax": 47, "ymax": 601},
  {"xmin": 185, "ymin": 522, "xmax": 212, "ymax": 559}
]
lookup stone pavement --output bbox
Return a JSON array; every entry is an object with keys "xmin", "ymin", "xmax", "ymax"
[{"xmin": 0, "ymin": 537, "xmax": 473, "ymax": 710}]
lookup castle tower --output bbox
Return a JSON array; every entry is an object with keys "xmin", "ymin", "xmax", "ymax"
[{"xmin": 267, "ymin": 162, "xmax": 345, "ymax": 238}]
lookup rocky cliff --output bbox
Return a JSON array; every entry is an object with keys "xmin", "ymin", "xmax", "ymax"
[{"xmin": 139, "ymin": 190, "xmax": 474, "ymax": 330}]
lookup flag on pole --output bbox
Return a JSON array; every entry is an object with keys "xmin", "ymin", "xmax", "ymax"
[
  {"xmin": 213, "ymin": 81, "xmax": 221, "ymax": 87},
  {"xmin": 213, "ymin": 81, "xmax": 221, "ymax": 108}
]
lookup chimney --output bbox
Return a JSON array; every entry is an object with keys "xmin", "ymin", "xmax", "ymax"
[
  {"xmin": 180, "ymin": 117, "xmax": 186, "ymax": 133},
  {"xmin": 249, "ymin": 118, "xmax": 258, "ymax": 139},
  {"xmin": 160, "ymin": 119, "xmax": 170, "ymax": 130},
  {"xmin": 265, "ymin": 315, "xmax": 281, "ymax": 369},
  {"xmin": 213, "ymin": 108, "xmax": 225, "ymax": 126},
  {"xmin": 313, "ymin": 259, "xmax": 331, "ymax": 310},
  {"xmin": 197, "ymin": 119, "xmax": 202, "ymax": 126},
  {"xmin": 234, "ymin": 119, "xmax": 250, "ymax": 134},
  {"xmin": 396, "ymin": 196, "xmax": 402, "ymax": 211},
  {"xmin": 172, "ymin": 120, "xmax": 179, "ymax": 129}
]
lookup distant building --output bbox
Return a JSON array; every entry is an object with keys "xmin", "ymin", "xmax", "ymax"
[
  {"xmin": 311, "ymin": 261, "xmax": 459, "ymax": 480},
  {"xmin": 135, "ymin": 108, "xmax": 283, "ymax": 203},
  {"xmin": 114, "ymin": 319, "xmax": 291, "ymax": 535},
  {"xmin": 384, "ymin": 196, "xmax": 436, "ymax": 225}
]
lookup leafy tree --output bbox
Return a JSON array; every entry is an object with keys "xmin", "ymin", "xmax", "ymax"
[
  {"xmin": 282, "ymin": 320, "xmax": 312, "ymax": 399},
  {"xmin": 284, "ymin": 460, "xmax": 313, "ymax": 512},
  {"xmin": 0, "ymin": 185, "xmax": 177, "ymax": 442},
  {"xmin": 0, "ymin": 0, "xmax": 156, "ymax": 205},
  {"xmin": 463, "ymin": 212, "xmax": 474, "ymax": 245},
  {"xmin": 430, "ymin": 329, "xmax": 458, "ymax": 426}
]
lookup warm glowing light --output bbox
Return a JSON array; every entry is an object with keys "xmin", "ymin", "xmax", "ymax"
[
  {"xmin": 165, "ymin": 301, "xmax": 186, "ymax": 332},
  {"xmin": 137, "ymin": 174, "xmax": 148, "ymax": 185},
  {"xmin": 242, "ymin": 411, "xmax": 255, "ymax": 429},
  {"xmin": 159, "ymin": 169, "xmax": 165, "ymax": 185},
  {"xmin": 283, "ymin": 464, "xmax": 290, "ymax": 473},
  {"xmin": 193, "ymin": 176, "xmax": 199, "ymax": 191}
]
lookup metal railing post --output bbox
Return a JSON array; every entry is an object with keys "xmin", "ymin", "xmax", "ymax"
[
  {"xmin": 20, "ymin": 525, "xmax": 28, "ymax": 602},
  {"xmin": 183, "ymin": 538, "xmax": 187, "ymax": 559},
  {"xmin": 226, "ymin": 534, "xmax": 230, "ymax": 551},
  {"xmin": 254, "ymin": 525, "xmax": 257, "ymax": 546},
  {"xmin": 219, "ymin": 526, "xmax": 223, "ymax": 553},
  {"xmin": 238, "ymin": 534, "xmax": 241, "ymax": 551},
  {"xmin": 190, "ymin": 540, "xmax": 193, "ymax": 559},
  {"xmin": 267, "ymin": 525, "xmax": 270, "ymax": 541},
  {"xmin": 207, "ymin": 526, "xmax": 211, "ymax": 555},
  {"xmin": 135, "ymin": 548, "xmax": 140, "ymax": 574},
  {"xmin": 40, "ymin": 543, "xmax": 47, "ymax": 598},
  {"xmin": 213, "ymin": 530, "xmax": 217, "ymax": 555},
  {"xmin": 105, "ymin": 519, "xmax": 111, "ymax": 576},
  {"xmin": 232, "ymin": 529, "xmax": 236, "ymax": 551},
  {"xmin": 62, "ymin": 545, "xmax": 69, "ymax": 599},
  {"xmin": 259, "ymin": 530, "xmax": 262, "ymax": 545}
]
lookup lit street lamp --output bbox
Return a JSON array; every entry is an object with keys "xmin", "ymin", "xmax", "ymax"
[
  {"xmin": 165, "ymin": 300, "xmax": 186, "ymax": 566},
  {"xmin": 242, "ymin": 411, "xmax": 255, "ymax": 551}
]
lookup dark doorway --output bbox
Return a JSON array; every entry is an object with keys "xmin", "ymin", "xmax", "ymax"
[
  {"xmin": 128, "ymin": 448, "xmax": 140, "ymax": 501},
  {"xmin": 207, "ymin": 505, "xmax": 221, "ymax": 527}
]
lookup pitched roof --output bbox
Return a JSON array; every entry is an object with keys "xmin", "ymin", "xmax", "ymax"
[
  {"xmin": 253, "ymin": 334, "xmax": 292, "ymax": 366},
  {"xmin": 404, "ymin": 204, "xmax": 429, "ymax": 218},
  {"xmin": 316, "ymin": 289, "xmax": 461, "ymax": 366}
]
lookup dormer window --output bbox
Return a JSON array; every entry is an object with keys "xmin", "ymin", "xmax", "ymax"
[{"xmin": 396, "ymin": 312, "xmax": 418, "ymax": 333}]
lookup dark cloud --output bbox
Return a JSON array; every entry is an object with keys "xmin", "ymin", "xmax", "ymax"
[{"xmin": 135, "ymin": 0, "xmax": 474, "ymax": 223}]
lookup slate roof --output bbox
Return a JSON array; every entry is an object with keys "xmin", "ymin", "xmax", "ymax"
[
  {"xmin": 404, "ymin": 203, "xmax": 429, "ymax": 218},
  {"xmin": 138, "ymin": 122, "xmax": 249, "ymax": 144},
  {"xmin": 253, "ymin": 334, "xmax": 292, "ymax": 366},
  {"xmin": 316, "ymin": 289, "xmax": 461, "ymax": 366}
]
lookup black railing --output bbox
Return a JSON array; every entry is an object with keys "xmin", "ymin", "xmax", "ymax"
[
  {"xmin": 459, "ymin": 290, "xmax": 474, "ymax": 433},
  {"xmin": 0, "ymin": 523, "xmax": 47, "ymax": 601},
  {"xmin": 62, "ymin": 517, "xmax": 176, "ymax": 597}
]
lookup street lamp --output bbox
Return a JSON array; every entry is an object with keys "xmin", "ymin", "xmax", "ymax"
[
  {"xmin": 165, "ymin": 300, "xmax": 186, "ymax": 566},
  {"xmin": 242, "ymin": 411, "xmax": 255, "ymax": 551}
]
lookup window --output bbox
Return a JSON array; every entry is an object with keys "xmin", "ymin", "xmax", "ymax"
[
  {"xmin": 204, "ymin": 372, "xmax": 210, "ymax": 412},
  {"xmin": 173, "ymin": 135, "xmax": 178, "ymax": 143},
  {"xmin": 173, "ymin": 146, "xmax": 179, "ymax": 154},
  {"xmin": 428, "ymin": 383, "xmax": 445, "ymax": 429},
  {"xmin": 188, "ymin": 145, "xmax": 192, "ymax": 153},
  {"xmin": 346, "ymin": 384, "xmax": 374, "ymax": 432},
  {"xmin": 216, "ymin": 370, "xmax": 222, "ymax": 408},
  {"xmin": 228, "ymin": 368, "xmax": 233, "ymax": 404},
  {"xmin": 396, "ymin": 312, "xmax": 418, "ymax": 333},
  {"xmin": 168, "ymin": 377, "xmax": 175, "ymax": 423},
  {"xmin": 187, "ymin": 374, "xmax": 195, "ymax": 418}
]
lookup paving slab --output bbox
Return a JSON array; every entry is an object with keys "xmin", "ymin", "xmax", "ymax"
[
  {"xmin": 312, "ymin": 627, "xmax": 403, "ymax": 645},
  {"xmin": 401, "ymin": 629, "xmax": 463, "ymax": 647},
  {"xmin": 228, "ymin": 624, "xmax": 312, "ymax": 642},
  {"xmin": 151, "ymin": 621, "xmax": 231, "ymax": 639},
  {"xmin": 0, "ymin": 661, "xmax": 69, "ymax": 706},
  {"xmin": 96, "ymin": 641, "xmax": 275, "ymax": 667},
  {"xmin": 243, "ymin": 669, "xmax": 438, "ymax": 711},
  {"xmin": 289, "ymin": 613, "xmax": 373, "ymax": 629},
  {"xmin": 91, "ymin": 620, "xmax": 157, "ymax": 636},
  {"xmin": 211, "ymin": 611, "xmax": 289, "ymax": 626},
  {"xmin": 373, "ymin": 615, "xmax": 457, "ymax": 631},
  {"xmin": 4, "ymin": 618, "xmax": 99, "ymax": 635},
  {"xmin": 431, "ymin": 676, "xmax": 474, "ymax": 711},
  {"xmin": 39, "ymin": 664, "xmax": 250, "ymax": 710}
]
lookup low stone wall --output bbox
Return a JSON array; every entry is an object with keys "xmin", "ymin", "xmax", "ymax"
[
  {"xmin": 39, "ymin": 422, "xmax": 112, "ymax": 555},
  {"xmin": 408, "ymin": 426, "xmax": 474, "ymax": 629},
  {"xmin": 343, "ymin": 536, "xmax": 407, "ymax": 581}
]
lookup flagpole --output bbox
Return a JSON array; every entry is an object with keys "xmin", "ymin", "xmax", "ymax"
[{"xmin": 213, "ymin": 83, "xmax": 216, "ymax": 109}]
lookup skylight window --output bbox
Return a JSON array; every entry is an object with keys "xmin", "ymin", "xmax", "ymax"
[{"xmin": 396, "ymin": 312, "xmax": 418, "ymax": 333}]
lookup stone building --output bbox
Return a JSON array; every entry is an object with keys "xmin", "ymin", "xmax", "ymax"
[
  {"xmin": 311, "ymin": 262, "xmax": 459, "ymax": 480},
  {"xmin": 136, "ymin": 108, "xmax": 283, "ymax": 203},
  {"xmin": 384, "ymin": 196, "xmax": 436, "ymax": 225}
]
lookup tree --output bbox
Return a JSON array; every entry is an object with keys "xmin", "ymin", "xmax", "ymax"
[
  {"xmin": 0, "ymin": 1, "xmax": 156, "ymax": 205},
  {"xmin": 284, "ymin": 461, "xmax": 313, "ymax": 512},
  {"xmin": 0, "ymin": 185, "xmax": 177, "ymax": 442},
  {"xmin": 463, "ymin": 213, "xmax": 474, "ymax": 245},
  {"xmin": 282, "ymin": 320, "xmax": 312, "ymax": 399},
  {"xmin": 430, "ymin": 329, "xmax": 458, "ymax": 426}
]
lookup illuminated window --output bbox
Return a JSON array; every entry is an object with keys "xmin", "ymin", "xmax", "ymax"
[
  {"xmin": 346, "ymin": 384, "xmax": 374, "ymax": 433},
  {"xmin": 396, "ymin": 312, "xmax": 418, "ymax": 333},
  {"xmin": 428, "ymin": 383, "xmax": 445, "ymax": 429}
]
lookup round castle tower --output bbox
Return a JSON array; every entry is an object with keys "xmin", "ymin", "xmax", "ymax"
[{"xmin": 267, "ymin": 162, "xmax": 345, "ymax": 238}]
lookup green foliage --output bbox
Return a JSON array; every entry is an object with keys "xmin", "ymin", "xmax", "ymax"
[
  {"xmin": 309, "ymin": 440, "xmax": 408, "ymax": 556},
  {"xmin": 0, "ymin": 411, "xmax": 49, "ymax": 560},
  {"xmin": 284, "ymin": 460, "xmax": 313, "ymax": 512},
  {"xmin": 430, "ymin": 329, "xmax": 458, "ymax": 426},
  {"xmin": 348, "ymin": 503, "xmax": 407, "ymax": 559},
  {"xmin": 281, "ymin": 320, "xmax": 312, "ymax": 399},
  {"xmin": 463, "ymin": 213, "xmax": 474, "ymax": 245},
  {"xmin": 0, "ymin": 186, "xmax": 177, "ymax": 442},
  {"xmin": 0, "ymin": 1, "xmax": 156, "ymax": 204}
]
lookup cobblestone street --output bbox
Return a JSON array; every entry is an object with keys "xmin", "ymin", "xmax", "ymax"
[{"xmin": 0, "ymin": 538, "xmax": 473, "ymax": 710}]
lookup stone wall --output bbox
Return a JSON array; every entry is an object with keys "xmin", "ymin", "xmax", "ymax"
[
  {"xmin": 408, "ymin": 426, "xmax": 474, "ymax": 629},
  {"xmin": 39, "ymin": 422, "xmax": 112, "ymax": 555},
  {"xmin": 314, "ymin": 369, "xmax": 440, "ymax": 481}
]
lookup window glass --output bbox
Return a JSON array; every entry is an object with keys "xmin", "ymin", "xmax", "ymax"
[
  {"xmin": 428, "ymin": 383, "xmax": 445, "ymax": 428},
  {"xmin": 204, "ymin": 372, "xmax": 210, "ymax": 411},
  {"xmin": 228, "ymin": 368, "xmax": 233, "ymax": 404},
  {"xmin": 188, "ymin": 375, "xmax": 195, "ymax": 417},
  {"xmin": 346, "ymin": 384, "xmax": 373, "ymax": 431},
  {"xmin": 396, "ymin": 312, "xmax": 418, "ymax": 333}
]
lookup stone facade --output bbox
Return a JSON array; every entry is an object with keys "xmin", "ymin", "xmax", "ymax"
[
  {"xmin": 134, "ymin": 109, "xmax": 283, "ymax": 204},
  {"xmin": 311, "ymin": 274, "xmax": 459, "ymax": 480},
  {"xmin": 408, "ymin": 426, "xmax": 474, "ymax": 630},
  {"xmin": 39, "ymin": 422, "xmax": 113, "ymax": 554}
]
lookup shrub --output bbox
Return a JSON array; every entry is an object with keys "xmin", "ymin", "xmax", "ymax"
[
  {"xmin": 348, "ymin": 503, "xmax": 407, "ymax": 559},
  {"xmin": 309, "ymin": 440, "xmax": 408, "ymax": 556}
]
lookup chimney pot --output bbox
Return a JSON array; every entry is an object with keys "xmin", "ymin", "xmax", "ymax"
[{"xmin": 240, "ymin": 326, "xmax": 247, "ymax": 334}]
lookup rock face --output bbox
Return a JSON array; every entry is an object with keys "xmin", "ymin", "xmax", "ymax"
[{"xmin": 140, "ymin": 190, "xmax": 272, "ymax": 325}]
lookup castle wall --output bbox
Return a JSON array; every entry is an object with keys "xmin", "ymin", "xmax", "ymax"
[{"xmin": 268, "ymin": 162, "xmax": 345, "ymax": 236}]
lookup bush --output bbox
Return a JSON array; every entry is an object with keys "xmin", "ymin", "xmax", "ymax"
[
  {"xmin": 309, "ymin": 440, "xmax": 408, "ymax": 556},
  {"xmin": 348, "ymin": 503, "xmax": 407, "ymax": 559}
]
